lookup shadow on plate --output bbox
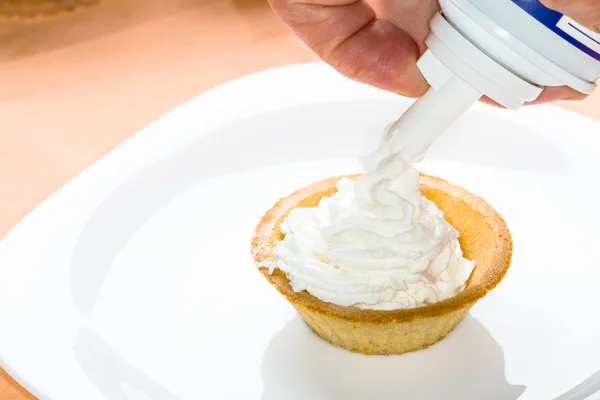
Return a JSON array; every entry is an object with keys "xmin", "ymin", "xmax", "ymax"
[
  {"xmin": 553, "ymin": 369, "xmax": 600, "ymax": 400},
  {"xmin": 260, "ymin": 314, "xmax": 526, "ymax": 400},
  {"xmin": 74, "ymin": 328, "xmax": 183, "ymax": 400}
]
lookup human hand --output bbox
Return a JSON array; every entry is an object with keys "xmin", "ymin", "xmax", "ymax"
[
  {"xmin": 269, "ymin": 0, "xmax": 587, "ymax": 104},
  {"xmin": 268, "ymin": 0, "xmax": 436, "ymax": 97},
  {"xmin": 541, "ymin": 0, "xmax": 600, "ymax": 32}
]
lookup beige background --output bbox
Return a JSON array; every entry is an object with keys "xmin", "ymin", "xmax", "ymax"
[{"xmin": 0, "ymin": 1, "xmax": 598, "ymax": 398}]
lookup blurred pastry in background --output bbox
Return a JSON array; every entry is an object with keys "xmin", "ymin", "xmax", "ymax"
[{"xmin": 0, "ymin": 0, "xmax": 98, "ymax": 18}]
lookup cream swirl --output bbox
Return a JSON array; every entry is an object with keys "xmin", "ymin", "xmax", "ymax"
[{"xmin": 269, "ymin": 126, "xmax": 475, "ymax": 310}]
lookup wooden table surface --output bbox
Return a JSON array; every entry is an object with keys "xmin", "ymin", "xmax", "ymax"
[{"xmin": 0, "ymin": 1, "xmax": 598, "ymax": 398}]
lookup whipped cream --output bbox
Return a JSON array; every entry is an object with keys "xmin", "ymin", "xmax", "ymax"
[{"xmin": 267, "ymin": 125, "xmax": 475, "ymax": 310}]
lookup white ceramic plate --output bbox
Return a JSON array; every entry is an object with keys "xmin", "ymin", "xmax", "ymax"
[{"xmin": 1, "ymin": 63, "xmax": 600, "ymax": 400}]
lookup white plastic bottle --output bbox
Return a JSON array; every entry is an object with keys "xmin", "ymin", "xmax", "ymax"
[{"xmin": 388, "ymin": 0, "xmax": 600, "ymax": 160}]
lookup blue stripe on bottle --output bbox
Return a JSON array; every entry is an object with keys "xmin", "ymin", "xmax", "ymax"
[{"xmin": 512, "ymin": 0, "xmax": 600, "ymax": 61}]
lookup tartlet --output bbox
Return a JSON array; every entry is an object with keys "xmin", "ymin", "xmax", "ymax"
[{"xmin": 252, "ymin": 174, "xmax": 512, "ymax": 355}]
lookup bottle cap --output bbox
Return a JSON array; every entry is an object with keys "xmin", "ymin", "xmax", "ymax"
[{"xmin": 418, "ymin": 12, "xmax": 543, "ymax": 109}]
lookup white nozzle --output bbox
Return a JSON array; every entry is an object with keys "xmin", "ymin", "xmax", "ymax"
[
  {"xmin": 383, "ymin": 7, "xmax": 545, "ymax": 159},
  {"xmin": 387, "ymin": 74, "xmax": 481, "ymax": 161}
]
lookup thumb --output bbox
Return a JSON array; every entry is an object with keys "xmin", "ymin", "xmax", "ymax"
[
  {"xmin": 269, "ymin": 0, "xmax": 429, "ymax": 97},
  {"xmin": 540, "ymin": 0, "xmax": 600, "ymax": 31}
]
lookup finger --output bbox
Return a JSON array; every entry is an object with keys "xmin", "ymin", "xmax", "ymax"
[
  {"xmin": 479, "ymin": 96, "xmax": 505, "ymax": 108},
  {"xmin": 540, "ymin": 0, "xmax": 600, "ymax": 30},
  {"xmin": 525, "ymin": 86, "xmax": 588, "ymax": 105},
  {"xmin": 479, "ymin": 86, "xmax": 587, "ymax": 108},
  {"xmin": 369, "ymin": 0, "xmax": 439, "ymax": 51},
  {"xmin": 268, "ymin": 0, "xmax": 429, "ymax": 97}
]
